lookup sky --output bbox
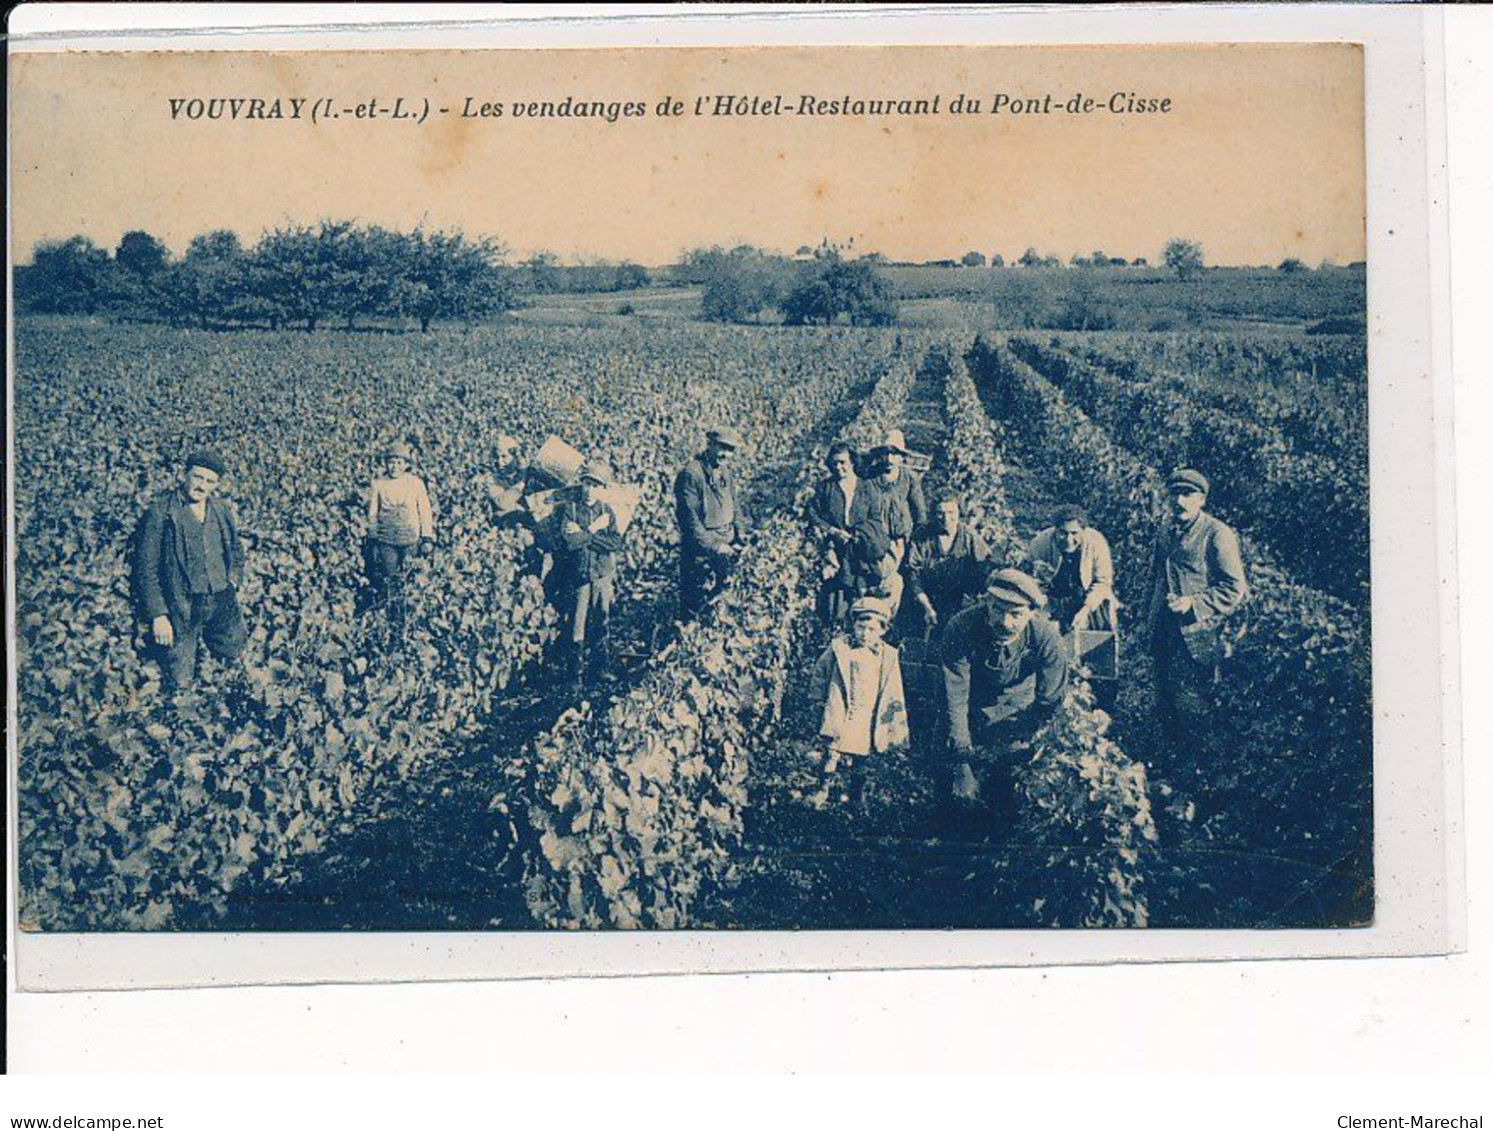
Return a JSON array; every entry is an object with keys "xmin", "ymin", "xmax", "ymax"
[{"xmin": 8, "ymin": 44, "xmax": 1366, "ymax": 267}]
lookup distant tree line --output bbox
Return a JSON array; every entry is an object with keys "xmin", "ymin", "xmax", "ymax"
[
  {"xmin": 684, "ymin": 243, "xmax": 898, "ymax": 327},
  {"xmin": 519, "ymin": 252, "xmax": 651, "ymax": 295},
  {"xmin": 16, "ymin": 222, "xmax": 515, "ymax": 331}
]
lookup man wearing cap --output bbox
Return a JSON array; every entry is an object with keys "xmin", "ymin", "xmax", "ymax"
[
  {"xmin": 939, "ymin": 568, "xmax": 1069, "ymax": 808},
  {"xmin": 862, "ymin": 429, "xmax": 927, "ymax": 618},
  {"xmin": 548, "ymin": 459, "xmax": 626, "ymax": 688},
  {"xmin": 129, "ymin": 449, "xmax": 248, "ymax": 692},
  {"xmin": 674, "ymin": 426, "xmax": 742, "ymax": 618},
  {"xmin": 906, "ymin": 491, "xmax": 991, "ymax": 632},
  {"xmin": 1146, "ymin": 468, "xmax": 1249, "ymax": 744}
]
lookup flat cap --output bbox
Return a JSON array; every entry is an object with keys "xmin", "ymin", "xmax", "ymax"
[
  {"xmin": 385, "ymin": 440, "xmax": 414, "ymax": 461},
  {"xmin": 578, "ymin": 458, "xmax": 613, "ymax": 486},
  {"xmin": 850, "ymin": 595, "xmax": 893, "ymax": 623},
  {"xmin": 1167, "ymin": 467, "xmax": 1210, "ymax": 495},
  {"xmin": 986, "ymin": 567, "xmax": 1047, "ymax": 610},
  {"xmin": 183, "ymin": 449, "xmax": 227, "ymax": 476},
  {"xmin": 707, "ymin": 425, "xmax": 744, "ymax": 450}
]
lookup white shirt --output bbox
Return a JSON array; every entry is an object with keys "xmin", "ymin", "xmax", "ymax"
[
  {"xmin": 368, "ymin": 473, "xmax": 435, "ymax": 546},
  {"xmin": 838, "ymin": 474, "xmax": 858, "ymax": 526}
]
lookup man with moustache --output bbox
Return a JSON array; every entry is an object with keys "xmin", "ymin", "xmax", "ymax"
[
  {"xmin": 130, "ymin": 449, "xmax": 248, "ymax": 692},
  {"xmin": 939, "ymin": 568, "xmax": 1068, "ymax": 813},
  {"xmin": 1146, "ymin": 468, "xmax": 1249, "ymax": 747}
]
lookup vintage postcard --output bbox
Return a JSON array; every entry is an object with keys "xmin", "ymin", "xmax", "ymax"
[{"xmin": 5, "ymin": 9, "xmax": 1459, "ymax": 988}]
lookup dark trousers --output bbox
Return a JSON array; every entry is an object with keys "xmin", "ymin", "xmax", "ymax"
[
  {"xmin": 1151, "ymin": 628, "xmax": 1218, "ymax": 750},
  {"xmin": 364, "ymin": 539, "xmax": 413, "ymax": 636},
  {"xmin": 558, "ymin": 577, "xmax": 615, "ymax": 684},
  {"xmin": 680, "ymin": 549, "xmax": 727, "ymax": 618},
  {"xmin": 150, "ymin": 589, "xmax": 247, "ymax": 691}
]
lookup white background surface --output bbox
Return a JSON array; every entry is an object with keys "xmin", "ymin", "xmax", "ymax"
[{"xmin": 3, "ymin": 2, "xmax": 1490, "ymax": 1116}]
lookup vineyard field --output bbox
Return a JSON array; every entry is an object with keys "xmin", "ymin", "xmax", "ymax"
[{"xmin": 12, "ymin": 316, "xmax": 1373, "ymax": 932}]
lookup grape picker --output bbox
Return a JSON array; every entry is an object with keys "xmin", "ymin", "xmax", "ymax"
[{"xmin": 129, "ymin": 449, "xmax": 248, "ymax": 692}]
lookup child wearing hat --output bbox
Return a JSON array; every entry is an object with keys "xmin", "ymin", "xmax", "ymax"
[
  {"xmin": 810, "ymin": 595, "xmax": 910, "ymax": 794},
  {"xmin": 363, "ymin": 439, "xmax": 436, "ymax": 639}
]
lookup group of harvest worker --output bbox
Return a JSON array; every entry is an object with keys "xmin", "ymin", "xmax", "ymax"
[
  {"xmin": 800, "ymin": 433, "xmax": 1247, "ymax": 812},
  {"xmin": 128, "ymin": 429, "xmax": 1247, "ymax": 815}
]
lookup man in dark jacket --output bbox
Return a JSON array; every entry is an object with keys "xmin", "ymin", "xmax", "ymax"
[
  {"xmin": 906, "ymin": 490, "xmax": 991, "ymax": 632},
  {"xmin": 674, "ymin": 425, "xmax": 742, "ymax": 618},
  {"xmin": 862, "ymin": 429, "xmax": 928, "ymax": 541},
  {"xmin": 1147, "ymin": 467, "xmax": 1249, "ymax": 746},
  {"xmin": 939, "ymin": 568, "xmax": 1068, "ymax": 809},
  {"xmin": 549, "ymin": 458, "xmax": 626, "ymax": 689},
  {"xmin": 130, "ymin": 449, "xmax": 248, "ymax": 692}
]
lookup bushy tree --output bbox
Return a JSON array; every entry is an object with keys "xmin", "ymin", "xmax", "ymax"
[
  {"xmin": 162, "ymin": 229, "xmax": 247, "ymax": 328},
  {"xmin": 115, "ymin": 231, "xmax": 170, "ymax": 279},
  {"xmin": 614, "ymin": 262, "xmax": 650, "ymax": 291},
  {"xmin": 1019, "ymin": 247, "xmax": 1043, "ymax": 268},
  {"xmin": 961, "ymin": 251, "xmax": 987, "ymax": 268},
  {"xmin": 691, "ymin": 245, "xmax": 789, "ymax": 324},
  {"xmin": 20, "ymin": 236, "xmax": 120, "ymax": 314},
  {"xmin": 394, "ymin": 228, "xmax": 510, "ymax": 332},
  {"xmin": 782, "ymin": 253, "xmax": 897, "ymax": 327},
  {"xmin": 1278, "ymin": 257, "xmax": 1307, "ymax": 274},
  {"xmin": 1163, "ymin": 237, "xmax": 1205, "ymax": 280},
  {"xmin": 524, "ymin": 252, "xmax": 562, "ymax": 294},
  {"xmin": 250, "ymin": 223, "xmax": 332, "ymax": 330}
]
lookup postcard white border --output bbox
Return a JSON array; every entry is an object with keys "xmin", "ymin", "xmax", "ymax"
[{"xmin": 5, "ymin": 3, "xmax": 1462, "ymax": 996}]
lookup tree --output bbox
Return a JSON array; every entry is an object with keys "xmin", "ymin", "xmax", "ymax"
[
  {"xmin": 990, "ymin": 253, "xmax": 1005, "ymax": 268},
  {"xmin": 163, "ymin": 229, "xmax": 247, "ymax": 327},
  {"xmin": 20, "ymin": 236, "xmax": 120, "ymax": 314},
  {"xmin": 782, "ymin": 253, "xmax": 897, "ymax": 327},
  {"xmin": 1278, "ymin": 257, "xmax": 1307, "ymax": 274},
  {"xmin": 961, "ymin": 251, "xmax": 987, "ymax": 268},
  {"xmin": 524, "ymin": 251, "xmax": 563, "ymax": 294},
  {"xmin": 249, "ymin": 223, "xmax": 330, "ymax": 330},
  {"xmin": 1163, "ymin": 238, "xmax": 1205, "ymax": 280},
  {"xmin": 115, "ymin": 231, "xmax": 170, "ymax": 278},
  {"xmin": 1018, "ymin": 247, "xmax": 1043, "ymax": 268},
  {"xmin": 394, "ymin": 228, "xmax": 511, "ymax": 332},
  {"xmin": 690, "ymin": 245, "xmax": 789, "ymax": 324},
  {"xmin": 613, "ymin": 262, "xmax": 650, "ymax": 290}
]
